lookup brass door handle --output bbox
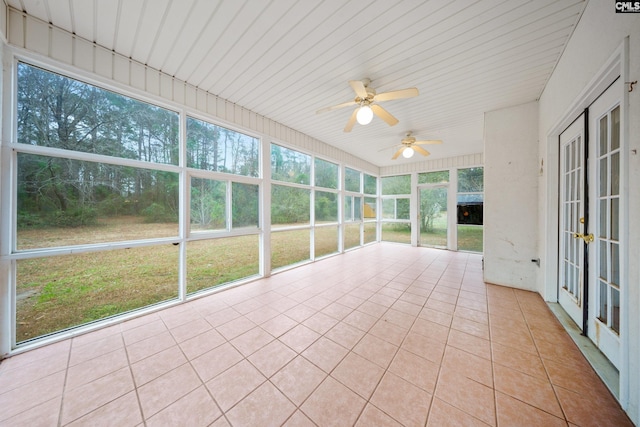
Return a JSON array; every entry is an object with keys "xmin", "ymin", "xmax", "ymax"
[{"xmin": 573, "ymin": 232, "xmax": 594, "ymax": 243}]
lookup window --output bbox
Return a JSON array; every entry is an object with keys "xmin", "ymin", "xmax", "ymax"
[
  {"xmin": 18, "ymin": 63, "xmax": 179, "ymax": 165},
  {"xmin": 315, "ymin": 158, "xmax": 338, "ymax": 189},
  {"xmin": 344, "ymin": 167, "xmax": 361, "ymax": 192},
  {"xmin": 187, "ymin": 117, "xmax": 259, "ymax": 177},
  {"xmin": 271, "ymin": 144, "xmax": 311, "ymax": 184}
]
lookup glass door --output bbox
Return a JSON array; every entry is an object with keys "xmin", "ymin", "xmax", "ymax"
[
  {"xmin": 588, "ymin": 80, "xmax": 622, "ymax": 368},
  {"xmin": 558, "ymin": 114, "xmax": 586, "ymax": 329},
  {"xmin": 418, "ymin": 186, "xmax": 448, "ymax": 248}
]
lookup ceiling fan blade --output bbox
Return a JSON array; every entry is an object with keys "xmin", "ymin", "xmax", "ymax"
[
  {"xmin": 374, "ymin": 87, "xmax": 419, "ymax": 102},
  {"xmin": 344, "ymin": 108, "xmax": 358, "ymax": 132},
  {"xmin": 316, "ymin": 100, "xmax": 357, "ymax": 114},
  {"xmin": 371, "ymin": 104, "xmax": 399, "ymax": 126},
  {"xmin": 349, "ymin": 80, "xmax": 368, "ymax": 99},
  {"xmin": 378, "ymin": 143, "xmax": 401, "ymax": 152},
  {"xmin": 413, "ymin": 145, "xmax": 431, "ymax": 157},
  {"xmin": 392, "ymin": 147, "xmax": 405, "ymax": 160},
  {"xmin": 414, "ymin": 139, "xmax": 443, "ymax": 145}
]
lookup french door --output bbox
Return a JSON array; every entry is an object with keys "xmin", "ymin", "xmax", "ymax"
[
  {"xmin": 558, "ymin": 80, "xmax": 622, "ymax": 368},
  {"xmin": 418, "ymin": 185, "xmax": 448, "ymax": 248}
]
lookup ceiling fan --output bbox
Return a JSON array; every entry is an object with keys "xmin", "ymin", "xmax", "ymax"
[
  {"xmin": 389, "ymin": 132, "xmax": 442, "ymax": 159},
  {"xmin": 316, "ymin": 78, "xmax": 419, "ymax": 132}
]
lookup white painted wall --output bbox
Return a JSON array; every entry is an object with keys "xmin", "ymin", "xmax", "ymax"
[
  {"xmin": 484, "ymin": 101, "xmax": 538, "ymax": 291},
  {"xmin": 538, "ymin": 1, "xmax": 640, "ymax": 423}
]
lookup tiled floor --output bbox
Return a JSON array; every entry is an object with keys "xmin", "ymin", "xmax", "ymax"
[{"xmin": 0, "ymin": 243, "xmax": 633, "ymax": 426}]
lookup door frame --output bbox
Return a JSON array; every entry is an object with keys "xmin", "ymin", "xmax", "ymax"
[{"xmin": 544, "ymin": 38, "xmax": 630, "ymax": 407}]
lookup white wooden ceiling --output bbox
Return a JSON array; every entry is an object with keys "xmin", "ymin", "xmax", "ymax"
[{"xmin": 7, "ymin": 0, "xmax": 586, "ymax": 167}]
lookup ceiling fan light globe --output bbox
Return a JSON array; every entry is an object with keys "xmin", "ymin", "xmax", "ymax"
[
  {"xmin": 356, "ymin": 105, "xmax": 373, "ymax": 125},
  {"xmin": 402, "ymin": 147, "xmax": 414, "ymax": 158}
]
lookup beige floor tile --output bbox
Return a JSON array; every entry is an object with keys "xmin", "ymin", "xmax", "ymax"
[
  {"xmin": 353, "ymin": 333, "xmax": 398, "ymax": 369},
  {"xmin": 325, "ymin": 321, "xmax": 366, "ymax": 349},
  {"xmin": 179, "ymin": 328, "xmax": 227, "ymax": 360},
  {"xmin": 492, "ymin": 341, "xmax": 547, "ymax": 379},
  {"xmin": 301, "ymin": 336, "xmax": 348, "ymax": 373},
  {"xmin": 279, "ymin": 324, "xmax": 321, "ymax": 353},
  {"xmin": 69, "ymin": 333, "xmax": 124, "ymax": 366},
  {"xmin": 435, "ymin": 368, "xmax": 496, "ymax": 426},
  {"xmin": 169, "ymin": 318, "xmax": 212, "ymax": 343},
  {"xmin": 493, "ymin": 363, "xmax": 563, "ymax": 418},
  {"xmin": 137, "ymin": 364, "xmax": 202, "ymax": 418},
  {"xmin": 226, "ymin": 382, "xmax": 295, "ymax": 426},
  {"xmin": 204, "ymin": 307, "xmax": 242, "ymax": 328},
  {"xmin": 343, "ymin": 310, "xmax": 378, "ymax": 331},
  {"xmin": 388, "ymin": 348, "xmax": 439, "ymax": 393},
  {"xmin": 260, "ymin": 313, "xmax": 299, "ymax": 337},
  {"xmin": 301, "ymin": 376, "xmax": 366, "ymax": 427},
  {"xmin": 216, "ymin": 316, "xmax": 256, "ymax": 340},
  {"xmin": 332, "ymin": 352, "xmax": 384, "ymax": 399},
  {"xmin": 67, "ymin": 391, "xmax": 142, "ymax": 427},
  {"xmin": 66, "ymin": 347, "xmax": 129, "ymax": 390},
  {"xmin": 122, "ymin": 319, "xmax": 168, "ymax": 346},
  {"xmin": 131, "ymin": 345, "xmax": 186, "ymax": 386},
  {"xmin": 271, "ymin": 356, "xmax": 326, "ymax": 406},
  {"xmin": 419, "ymin": 307, "xmax": 453, "ymax": 327},
  {"xmin": 441, "ymin": 345, "xmax": 493, "ymax": 387},
  {"xmin": 555, "ymin": 385, "xmax": 635, "ymax": 427},
  {"xmin": 206, "ymin": 360, "xmax": 266, "ymax": 411},
  {"xmin": 320, "ymin": 302, "xmax": 353, "ymax": 320},
  {"xmin": 191, "ymin": 342, "xmax": 243, "ymax": 382},
  {"xmin": 61, "ymin": 367, "xmax": 134, "ymax": 424},
  {"xmin": 496, "ymin": 391, "xmax": 567, "ymax": 427},
  {"xmin": 146, "ymin": 386, "xmax": 221, "ymax": 427},
  {"xmin": 126, "ymin": 331, "xmax": 177, "ymax": 364},
  {"xmin": 451, "ymin": 315, "xmax": 490, "ymax": 339},
  {"xmin": 411, "ymin": 317, "xmax": 450, "ymax": 343},
  {"xmin": 369, "ymin": 319, "xmax": 408, "ymax": 346},
  {"xmin": 427, "ymin": 397, "xmax": 491, "ymax": 426},
  {"xmin": 0, "ymin": 396, "xmax": 61, "ymax": 426},
  {"xmin": 447, "ymin": 329, "xmax": 491, "ymax": 360},
  {"xmin": 302, "ymin": 312, "xmax": 339, "ymax": 335},
  {"xmin": 247, "ymin": 339, "xmax": 297, "ymax": 377},
  {"xmin": 370, "ymin": 372, "xmax": 431, "ymax": 427},
  {"xmin": 401, "ymin": 330, "xmax": 446, "ymax": 364},
  {"xmin": 283, "ymin": 410, "xmax": 316, "ymax": 427},
  {"xmin": 355, "ymin": 404, "xmax": 403, "ymax": 426},
  {"xmin": 230, "ymin": 326, "xmax": 274, "ymax": 357}
]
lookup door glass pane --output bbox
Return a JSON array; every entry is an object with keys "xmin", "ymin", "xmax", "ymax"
[
  {"xmin": 611, "ymin": 198, "xmax": 619, "ymax": 240},
  {"xmin": 611, "ymin": 106, "xmax": 620, "ymax": 151},
  {"xmin": 420, "ymin": 187, "xmax": 448, "ymax": 247},
  {"xmin": 599, "ymin": 158, "xmax": 608, "ymax": 196},
  {"xmin": 599, "ymin": 240, "xmax": 608, "ymax": 280},
  {"xmin": 598, "ymin": 280, "xmax": 608, "ymax": 323},
  {"xmin": 611, "ymin": 243, "xmax": 619, "ymax": 286},
  {"xmin": 599, "ymin": 115, "xmax": 608, "ymax": 156},
  {"xmin": 611, "ymin": 152, "xmax": 619, "ymax": 195},
  {"xmin": 600, "ymin": 199, "xmax": 607, "ymax": 238},
  {"xmin": 611, "ymin": 288, "xmax": 620, "ymax": 333}
]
